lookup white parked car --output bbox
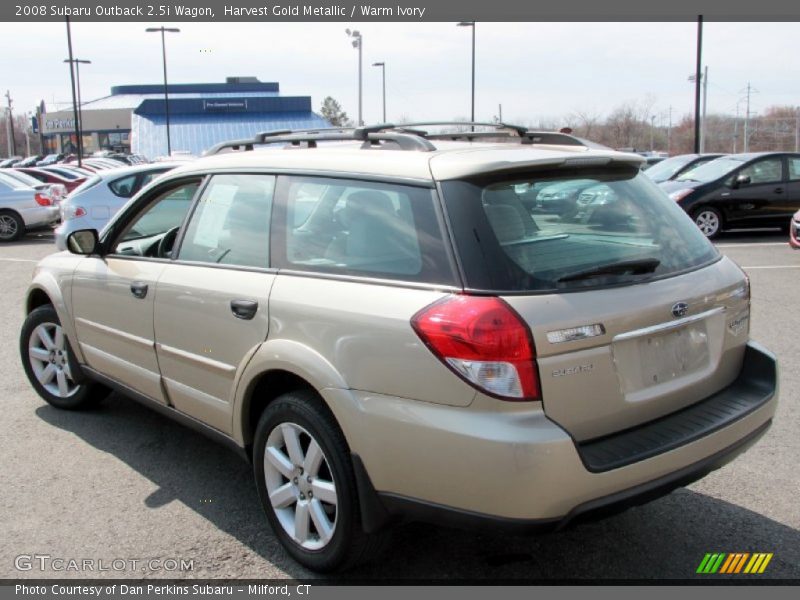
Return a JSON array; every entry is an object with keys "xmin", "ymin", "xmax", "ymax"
[
  {"xmin": 55, "ymin": 163, "xmax": 180, "ymax": 249},
  {"xmin": 0, "ymin": 170, "xmax": 67, "ymax": 204},
  {"xmin": 0, "ymin": 174, "xmax": 60, "ymax": 241}
]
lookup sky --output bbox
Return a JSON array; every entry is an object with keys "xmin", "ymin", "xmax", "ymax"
[{"xmin": 1, "ymin": 21, "xmax": 798, "ymax": 127}]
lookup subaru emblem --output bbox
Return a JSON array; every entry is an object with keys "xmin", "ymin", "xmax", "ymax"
[{"xmin": 672, "ymin": 302, "xmax": 689, "ymax": 318}]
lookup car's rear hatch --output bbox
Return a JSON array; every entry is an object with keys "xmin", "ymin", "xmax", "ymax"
[{"xmin": 437, "ymin": 156, "xmax": 751, "ymax": 441}]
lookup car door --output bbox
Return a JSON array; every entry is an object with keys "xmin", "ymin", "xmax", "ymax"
[
  {"xmin": 722, "ymin": 156, "xmax": 785, "ymax": 227},
  {"xmin": 153, "ymin": 174, "xmax": 275, "ymax": 434},
  {"xmin": 70, "ymin": 178, "xmax": 202, "ymax": 403}
]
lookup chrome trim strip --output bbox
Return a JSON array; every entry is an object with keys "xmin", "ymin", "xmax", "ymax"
[
  {"xmin": 75, "ymin": 318, "xmax": 154, "ymax": 349},
  {"xmin": 156, "ymin": 343, "xmax": 237, "ymax": 375},
  {"xmin": 612, "ymin": 307, "xmax": 726, "ymax": 342}
]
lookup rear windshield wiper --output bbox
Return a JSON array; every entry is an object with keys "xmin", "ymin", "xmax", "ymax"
[{"xmin": 557, "ymin": 258, "xmax": 661, "ymax": 283}]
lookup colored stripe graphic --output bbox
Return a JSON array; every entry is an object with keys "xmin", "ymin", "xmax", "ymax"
[{"xmin": 699, "ymin": 553, "xmax": 773, "ymax": 574}]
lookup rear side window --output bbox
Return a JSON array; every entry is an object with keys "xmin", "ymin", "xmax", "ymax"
[
  {"xmin": 109, "ymin": 174, "xmax": 138, "ymax": 198},
  {"xmin": 179, "ymin": 174, "xmax": 274, "ymax": 268},
  {"xmin": 273, "ymin": 176, "xmax": 455, "ymax": 285},
  {"xmin": 442, "ymin": 167, "xmax": 719, "ymax": 292}
]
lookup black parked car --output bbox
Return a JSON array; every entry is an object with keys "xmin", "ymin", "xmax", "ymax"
[
  {"xmin": 659, "ymin": 152, "xmax": 800, "ymax": 238},
  {"xmin": 645, "ymin": 153, "xmax": 725, "ymax": 184}
]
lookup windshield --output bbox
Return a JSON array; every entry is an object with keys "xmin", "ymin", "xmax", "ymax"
[
  {"xmin": 3, "ymin": 170, "xmax": 44, "ymax": 187},
  {"xmin": 0, "ymin": 172, "xmax": 33, "ymax": 189},
  {"xmin": 676, "ymin": 156, "xmax": 745, "ymax": 183},
  {"xmin": 441, "ymin": 167, "xmax": 719, "ymax": 292},
  {"xmin": 644, "ymin": 155, "xmax": 696, "ymax": 182}
]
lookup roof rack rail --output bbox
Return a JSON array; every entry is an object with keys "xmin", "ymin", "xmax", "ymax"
[
  {"xmin": 205, "ymin": 124, "xmax": 434, "ymax": 155},
  {"xmin": 390, "ymin": 121, "xmax": 529, "ymax": 137},
  {"xmin": 203, "ymin": 122, "xmax": 606, "ymax": 156}
]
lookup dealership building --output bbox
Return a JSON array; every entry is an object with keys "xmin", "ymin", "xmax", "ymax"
[{"xmin": 40, "ymin": 77, "xmax": 329, "ymax": 158}]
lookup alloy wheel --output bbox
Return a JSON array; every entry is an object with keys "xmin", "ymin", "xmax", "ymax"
[
  {"xmin": 0, "ymin": 214, "xmax": 19, "ymax": 240},
  {"xmin": 27, "ymin": 323, "xmax": 80, "ymax": 398},
  {"xmin": 263, "ymin": 422, "xmax": 339, "ymax": 550},
  {"xmin": 695, "ymin": 210, "xmax": 720, "ymax": 237}
]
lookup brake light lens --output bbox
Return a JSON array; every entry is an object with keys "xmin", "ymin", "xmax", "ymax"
[
  {"xmin": 62, "ymin": 205, "xmax": 86, "ymax": 220},
  {"xmin": 34, "ymin": 193, "xmax": 52, "ymax": 206},
  {"xmin": 411, "ymin": 295, "xmax": 540, "ymax": 401}
]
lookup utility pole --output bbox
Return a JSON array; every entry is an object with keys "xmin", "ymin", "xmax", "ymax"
[
  {"xmin": 794, "ymin": 110, "xmax": 800, "ymax": 153},
  {"xmin": 498, "ymin": 103, "xmax": 502, "ymax": 123},
  {"xmin": 650, "ymin": 115, "xmax": 656, "ymax": 151},
  {"xmin": 146, "ymin": 27, "xmax": 181, "ymax": 156},
  {"xmin": 701, "ymin": 66, "xmax": 708, "ymax": 152},
  {"xmin": 667, "ymin": 105, "xmax": 673, "ymax": 154},
  {"xmin": 345, "ymin": 29, "xmax": 363, "ymax": 126},
  {"xmin": 742, "ymin": 82, "xmax": 758, "ymax": 153},
  {"xmin": 733, "ymin": 102, "xmax": 739, "ymax": 153},
  {"xmin": 5, "ymin": 90, "xmax": 17, "ymax": 156}
]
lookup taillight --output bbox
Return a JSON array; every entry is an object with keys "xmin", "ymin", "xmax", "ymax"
[
  {"xmin": 34, "ymin": 193, "xmax": 51, "ymax": 206},
  {"xmin": 411, "ymin": 295, "xmax": 540, "ymax": 401},
  {"xmin": 62, "ymin": 206, "xmax": 87, "ymax": 220}
]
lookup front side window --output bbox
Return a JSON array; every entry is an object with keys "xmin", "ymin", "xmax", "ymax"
[
  {"xmin": 442, "ymin": 167, "xmax": 719, "ymax": 292},
  {"xmin": 277, "ymin": 176, "xmax": 454, "ymax": 284},
  {"xmin": 111, "ymin": 181, "xmax": 200, "ymax": 257},
  {"xmin": 178, "ymin": 174, "xmax": 274, "ymax": 268},
  {"xmin": 738, "ymin": 157, "xmax": 783, "ymax": 184}
]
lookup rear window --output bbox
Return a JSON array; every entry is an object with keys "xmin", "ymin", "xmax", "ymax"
[{"xmin": 441, "ymin": 166, "xmax": 719, "ymax": 292}]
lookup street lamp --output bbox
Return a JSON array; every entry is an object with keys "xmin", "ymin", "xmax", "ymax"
[
  {"xmin": 372, "ymin": 62, "xmax": 386, "ymax": 123},
  {"xmin": 146, "ymin": 26, "xmax": 180, "ymax": 156},
  {"xmin": 63, "ymin": 58, "xmax": 90, "ymax": 148},
  {"xmin": 345, "ymin": 29, "xmax": 363, "ymax": 126},
  {"xmin": 457, "ymin": 21, "xmax": 475, "ymax": 131}
]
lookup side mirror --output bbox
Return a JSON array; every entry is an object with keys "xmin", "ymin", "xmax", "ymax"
[
  {"xmin": 66, "ymin": 229, "xmax": 100, "ymax": 255},
  {"xmin": 734, "ymin": 174, "xmax": 751, "ymax": 188}
]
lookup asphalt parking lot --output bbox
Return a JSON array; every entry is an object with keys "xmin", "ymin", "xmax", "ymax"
[{"xmin": 1, "ymin": 229, "xmax": 798, "ymax": 581}]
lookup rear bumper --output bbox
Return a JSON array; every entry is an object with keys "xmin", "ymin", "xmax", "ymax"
[
  {"xmin": 19, "ymin": 205, "xmax": 59, "ymax": 229},
  {"xmin": 335, "ymin": 341, "xmax": 777, "ymax": 530}
]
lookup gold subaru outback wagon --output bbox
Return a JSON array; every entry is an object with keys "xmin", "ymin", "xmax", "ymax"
[{"xmin": 20, "ymin": 124, "xmax": 778, "ymax": 572}]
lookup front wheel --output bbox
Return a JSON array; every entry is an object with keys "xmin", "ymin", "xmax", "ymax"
[
  {"xmin": 253, "ymin": 390, "xmax": 387, "ymax": 572},
  {"xmin": 19, "ymin": 305, "xmax": 109, "ymax": 409},
  {"xmin": 693, "ymin": 206, "xmax": 723, "ymax": 239}
]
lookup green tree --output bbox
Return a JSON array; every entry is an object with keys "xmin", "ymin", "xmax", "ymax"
[{"xmin": 320, "ymin": 97, "xmax": 351, "ymax": 127}]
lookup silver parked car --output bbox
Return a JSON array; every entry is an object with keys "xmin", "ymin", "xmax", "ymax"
[
  {"xmin": 20, "ymin": 124, "xmax": 777, "ymax": 572},
  {"xmin": 55, "ymin": 163, "xmax": 181, "ymax": 249},
  {"xmin": 0, "ymin": 173, "xmax": 60, "ymax": 241}
]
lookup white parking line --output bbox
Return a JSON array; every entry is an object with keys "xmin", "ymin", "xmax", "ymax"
[
  {"xmin": 716, "ymin": 242, "xmax": 788, "ymax": 248},
  {"xmin": 0, "ymin": 258, "xmax": 37, "ymax": 263},
  {"xmin": 741, "ymin": 265, "xmax": 800, "ymax": 269}
]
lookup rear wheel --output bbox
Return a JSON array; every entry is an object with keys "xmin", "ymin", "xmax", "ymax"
[
  {"xmin": 20, "ymin": 305, "xmax": 109, "ymax": 409},
  {"xmin": 253, "ymin": 390, "xmax": 387, "ymax": 572},
  {"xmin": 693, "ymin": 207, "xmax": 723, "ymax": 239},
  {"xmin": 0, "ymin": 210, "xmax": 24, "ymax": 242}
]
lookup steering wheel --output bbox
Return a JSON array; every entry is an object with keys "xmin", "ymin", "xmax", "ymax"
[{"xmin": 157, "ymin": 226, "xmax": 181, "ymax": 258}]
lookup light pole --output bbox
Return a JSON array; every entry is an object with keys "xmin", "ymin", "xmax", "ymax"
[
  {"xmin": 65, "ymin": 17, "xmax": 83, "ymax": 165},
  {"xmin": 693, "ymin": 15, "xmax": 703, "ymax": 154},
  {"xmin": 146, "ymin": 26, "xmax": 180, "ymax": 156},
  {"xmin": 64, "ymin": 58, "xmax": 90, "ymax": 150},
  {"xmin": 688, "ymin": 65, "xmax": 708, "ymax": 152},
  {"xmin": 345, "ymin": 29, "xmax": 363, "ymax": 126},
  {"xmin": 457, "ymin": 22, "xmax": 476, "ymax": 130},
  {"xmin": 650, "ymin": 115, "xmax": 656, "ymax": 151},
  {"xmin": 372, "ymin": 62, "xmax": 386, "ymax": 123}
]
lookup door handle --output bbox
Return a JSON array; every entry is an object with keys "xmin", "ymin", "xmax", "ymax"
[
  {"xmin": 130, "ymin": 281, "xmax": 148, "ymax": 299},
  {"xmin": 774, "ymin": 187, "xmax": 784, "ymax": 194},
  {"xmin": 230, "ymin": 299, "xmax": 258, "ymax": 320}
]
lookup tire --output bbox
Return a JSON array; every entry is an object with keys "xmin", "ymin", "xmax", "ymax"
[
  {"xmin": 253, "ymin": 390, "xmax": 388, "ymax": 572},
  {"xmin": 693, "ymin": 206, "xmax": 723, "ymax": 239},
  {"xmin": 19, "ymin": 304, "xmax": 109, "ymax": 410},
  {"xmin": 0, "ymin": 210, "xmax": 24, "ymax": 242}
]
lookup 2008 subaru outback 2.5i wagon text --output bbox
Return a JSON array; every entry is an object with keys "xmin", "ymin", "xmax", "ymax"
[{"xmin": 20, "ymin": 123, "xmax": 778, "ymax": 572}]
